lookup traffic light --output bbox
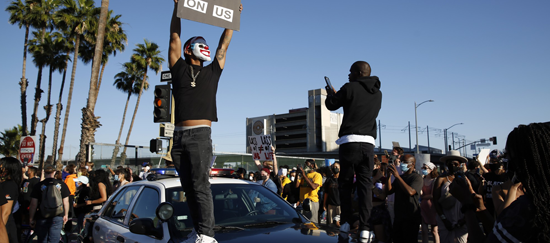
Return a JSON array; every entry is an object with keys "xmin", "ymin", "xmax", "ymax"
[
  {"xmin": 490, "ymin": 136, "xmax": 497, "ymax": 145},
  {"xmin": 150, "ymin": 139, "xmax": 162, "ymax": 153},
  {"xmin": 154, "ymin": 85, "xmax": 171, "ymax": 123}
]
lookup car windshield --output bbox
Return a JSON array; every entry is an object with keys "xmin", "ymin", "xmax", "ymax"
[{"xmin": 165, "ymin": 183, "xmax": 301, "ymax": 239}]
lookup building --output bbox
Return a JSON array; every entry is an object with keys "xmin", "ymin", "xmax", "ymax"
[{"xmin": 246, "ymin": 89, "xmax": 343, "ymax": 158}]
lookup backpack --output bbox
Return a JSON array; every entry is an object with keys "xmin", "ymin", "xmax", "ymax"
[{"xmin": 40, "ymin": 180, "xmax": 64, "ymax": 218}]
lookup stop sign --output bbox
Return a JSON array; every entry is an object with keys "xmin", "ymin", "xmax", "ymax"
[{"xmin": 19, "ymin": 136, "xmax": 36, "ymax": 165}]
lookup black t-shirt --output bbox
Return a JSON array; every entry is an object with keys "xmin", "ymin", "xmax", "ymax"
[
  {"xmin": 323, "ymin": 177, "xmax": 340, "ymax": 206},
  {"xmin": 392, "ymin": 172, "xmax": 423, "ymax": 223},
  {"xmin": 483, "ymin": 172, "xmax": 507, "ymax": 215},
  {"xmin": 31, "ymin": 178, "xmax": 71, "ymax": 219},
  {"xmin": 170, "ymin": 57, "xmax": 223, "ymax": 123},
  {"xmin": 74, "ymin": 186, "xmax": 93, "ymax": 215},
  {"xmin": 20, "ymin": 177, "xmax": 41, "ymax": 209},
  {"xmin": 0, "ymin": 186, "xmax": 6, "ymax": 206}
]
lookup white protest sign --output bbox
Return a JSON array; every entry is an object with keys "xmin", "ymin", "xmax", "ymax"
[
  {"xmin": 178, "ymin": 0, "xmax": 241, "ymax": 31},
  {"xmin": 477, "ymin": 149, "xmax": 490, "ymax": 166},
  {"xmin": 248, "ymin": 135, "xmax": 273, "ymax": 161}
]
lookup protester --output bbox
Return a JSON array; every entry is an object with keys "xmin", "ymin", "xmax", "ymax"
[
  {"xmin": 369, "ymin": 162, "xmax": 392, "ymax": 243},
  {"xmin": 85, "ymin": 162, "xmax": 94, "ymax": 172},
  {"xmin": 420, "ymin": 161, "xmax": 440, "ymax": 243},
  {"xmin": 233, "ymin": 168, "xmax": 247, "ymax": 179},
  {"xmin": 480, "ymin": 149, "xmax": 507, "ymax": 218},
  {"xmin": 464, "ymin": 159, "xmax": 483, "ymax": 194},
  {"xmin": 278, "ymin": 166, "xmax": 290, "ymax": 197},
  {"xmin": 385, "ymin": 154, "xmax": 423, "ymax": 243},
  {"xmin": 0, "ymin": 157, "xmax": 23, "ymax": 243},
  {"xmin": 282, "ymin": 169, "xmax": 300, "ymax": 207},
  {"xmin": 86, "ymin": 170, "xmax": 113, "ymax": 212},
  {"xmin": 325, "ymin": 61, "xmax": 382, "ymax": 241},
  {"xmin": 139, "ymin": 162, "xmax": 151, "ymax": 181},
  {"xmin": 323, "ymin": 162, "xmax": 341, "ymax": 227},
  {"xmin": 73, "ymin": 175, "xmax": 91, "ymax": 232},
  {"xmin": 0, "ymin": 185, "xmax": 8, "ymax": 242},
  {"xmin": 450, "ymin": 122, "xmax": 550, "ymax": 242},
  {"xmin": 29, "ymin": 163, "xmax": 70, "ymax": 243},
  {"xmin": 114, "ymin": 168, "xmax": 131, "ymax": 191},
  {"xmin": 296, "ymin": 159, "xmax": 322, "ymax": 225},
  {"xmin": 18, "ymin": 166, "xmax": 39, "ymax": 240},
  {"xmin": 64, "ymin": 163, "xmax": 78, "ymax": 226},
  {"xmin": 433, "ymin": 150, "xmax": 468, "ymax": 243}
]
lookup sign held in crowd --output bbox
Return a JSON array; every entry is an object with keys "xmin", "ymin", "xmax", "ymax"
[
  {"xmin": 177, "ymin": 0, "xmax": 241, "ymax": 31},
  {"xmin": 248, "ymin": 135, "xmax": 273, "ymax": 161}
]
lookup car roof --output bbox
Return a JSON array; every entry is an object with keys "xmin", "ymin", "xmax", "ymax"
[{"xmin": 129, "ymin": 176, "xmax": 255, "ymax": 189}]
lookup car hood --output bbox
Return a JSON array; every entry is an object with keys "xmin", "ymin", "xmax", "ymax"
[{"xmin": 174, "ymin": 223, "xmax": 339, "ymax": 243}]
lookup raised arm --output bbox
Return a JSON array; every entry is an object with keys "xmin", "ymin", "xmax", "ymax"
[
  {"xmin": 169, "ymin": 0, "xmax": 182, "ymax": 68},
  {"xmin": 215, "ymin": 4, "xmax": 242, "ymax": 69}
]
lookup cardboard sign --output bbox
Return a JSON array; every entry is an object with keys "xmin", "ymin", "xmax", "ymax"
[
  {"xmin": 248, "ymin": 135, "xmax": 273, "ymax": 161},
  {"xmin": 177, "ymin": 0, "xmax": 241, "ymax": 31}
]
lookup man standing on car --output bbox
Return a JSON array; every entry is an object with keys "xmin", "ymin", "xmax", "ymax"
[
  {"xmin": 28, "ymin": 164, "xmax": 70, "ymax": 243},
  {"xmin": 168, "ymin": 1, "xmax": 242, "ymax": 243},
  {"xmin": 325, "ymin": 61, "xmax": 382, "ymax": 241}
]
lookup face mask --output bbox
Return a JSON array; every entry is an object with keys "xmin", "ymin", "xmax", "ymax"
[
  {"xmin": 422, "ymin": 169, "xmax": 429, "ymax": 176},
  {"xmin": 400, "ymin": 163, "xmax": 410, "ymax": 173},
  {"xmin": 249, "ymin": 176, "xmax": 254, "ymax": 181},
  {"xmin": 191, "ymin": 41, "xmax": 211, "ymax": 62},
  {"xmin": 85, "ymin": 166, "xmax": 89, "ymax": 169},
  {"xmin": 290, "ymin": 176, "xmax": 295, "ymax": 182},
  {"xmin": 144, "ymin": 166, "xmax": 150, "ymax": 171},
  {"xmin": 448, "ymin": 165, "xmax": 460, "ymax": 175},
  {"xmin": 260, "ymin": 175, "xmax": 268, "ymax": 181},
  {"xmin": 489, "ymin": 164, "xmax": 500, "ymax": 172},
  {"xmin": 332, "ymin": 167, "xmax": 340, "ymax": 174},
  {"xmin": 114, "ymin": 175, "xmax": 119, "ymax": 181}
]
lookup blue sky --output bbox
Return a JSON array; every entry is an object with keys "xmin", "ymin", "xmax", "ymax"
[{"xmin": 1, "ymin": 0, "xmax": 549, "ymax": 160}]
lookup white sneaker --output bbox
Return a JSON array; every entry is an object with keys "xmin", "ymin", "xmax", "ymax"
[
  {"xmin": 359, "ymin": 230, "xmax": 375, "ymax": 243},
  {"xmin": 196, "ymin": 234, "xmax": 218, "ymax": 243},
  {"xmin": 339, "ymin": 222, "xmax": 350, "ymax": 240},
  {"xmin": 182, "ymin": 228, "xmax": 197, "ymax": 243}
]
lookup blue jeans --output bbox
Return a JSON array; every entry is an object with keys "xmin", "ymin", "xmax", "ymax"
[
  {"xmin": 338, "ymin": 142, "xmax": 374, "ymax": 231},
  {"xmin": 35, "ymin": 216, "xmax": 64, "ymax": 243},
  {"xmin": 171, "ymin": 127, "xmax": 215, "ymax": 237}
]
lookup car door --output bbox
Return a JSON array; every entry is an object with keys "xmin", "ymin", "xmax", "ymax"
[
  {"xmin": 122, "ymin": 186, "xmax": 164, "ymax": 243},
  {"xmin": 93, "ymin": 185, "xmax": 141, "ymax": 243}
]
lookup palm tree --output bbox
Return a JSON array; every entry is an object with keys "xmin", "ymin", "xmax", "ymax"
[
  {"xmin": 54, "ymin": 0, "xmax": 99, "ymax": 165},
  {"xmin": 77, "ymin": 0, "xmax": 109, "ymax": 164},
  {"xmin": 28, "ymin": 30, "xmax": 49, "ymax": 137},
  {"xmin": 6, "ymin": 0, "xmax": 38, "ymax": 137},
  {"xmin": 110, "ymin": 62, "xmax": 146, "ymax": 167},
  {"xmin": 119, "ymin": 40, "xmax": 164, "ymax": 164},
  {"xmin": 49, "ymin": 30, "xmax": 73, "ymax": 167},
  {"xmin": 36, "ymin": 32, "xmax": 68, "ymax": 166},
  {"xmin": 0, "ymin": 125, "xmax": 24, "ymax": 157},
  {"xmin": 27, "ymin": 0, "xmax": 60, "ymax": 137}
]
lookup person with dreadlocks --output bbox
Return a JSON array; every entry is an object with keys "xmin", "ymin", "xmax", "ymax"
[
  {"xmin": 168, "ymin": 1, "xmax": 242, "ymax": 243},
  {"xmin": 450, "ymin": 122, "xmax": 550, "ymax": 243}
]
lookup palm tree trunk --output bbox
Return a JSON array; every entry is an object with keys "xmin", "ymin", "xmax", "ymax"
[
  {"xmin": 57, "ymin": 36, "xmax": 80, "ymax": 165},
  {"xmin": 39, "ymin": 65, "xmax": 54, "ymax": 168},
  {"xmin": 78, "ymin": 0, "xmax": 109, "ymax": 164},
  {"xmin": 121, "ymin": 69, "xmax": 148, "ymax": 165},
  {"xmin": 52, "ymin": 57, "xmax": 68, "ymax": 167},
  {"xmin": 110, "ymin": 91, "xmax": 131, "ymax": 167},
  {"xmin": 30, "ymin": 65, "xmax": 44, "ymax": 136},
  {"xmin": 20, "ymin": 24, "xmax": 30, "ymax": 136},
  {"xmin": 94, "ymin": 61, "xmax": 108, "ymax": 102}
]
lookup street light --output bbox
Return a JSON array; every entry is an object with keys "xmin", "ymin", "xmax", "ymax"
[
  {"xmin": 415, "ymin": 100, "xmax": 434, "ymax": 154},
  {"xmin": 444, "ymin": 123, "xmax": 463, "ymax": 154}
]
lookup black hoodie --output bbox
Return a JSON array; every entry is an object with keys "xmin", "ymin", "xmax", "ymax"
[{"xmin": 325, "ymin": 76, "xmax": 382, "ymax": 138}]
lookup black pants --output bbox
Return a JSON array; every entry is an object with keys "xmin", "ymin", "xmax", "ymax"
[
  {"xmin": 338, "ymin": 142, "xmax": 374, "ymax": 231},
  {"xmin": 171, "ymin": 127, "xmax": 215, "ymax": 237},
  {"xmin": 393, "ymin": 219, "xmax": 420, "ymax": 243}
]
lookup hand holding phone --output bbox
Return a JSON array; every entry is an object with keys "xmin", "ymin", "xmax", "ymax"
[{"xmin": 324, "ymin": 76, "xmax": 336, "ymax": 95}]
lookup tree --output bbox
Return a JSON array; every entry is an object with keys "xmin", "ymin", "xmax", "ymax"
[
  {"xmin": 110, "ymin": 61, "xmax": 146, "ymax": 167},
  {"xmin": 6, "ymin": 0, "xmax": 37, "ymax": 137},
  {"xmin": 77, "ymin": 0, "xmax": 109, "ymax": 164},
  {"xmin": 119, "ymin": 40, "xmax": 164, "ymax": 164},
  {"xmin": 28, "ymin": 30, "xmax": 49, "ymax": 137},
  {"xmin": 0, "ymin": 125, "xmax": 24, "ymax": 157},
  {"xmin": 54, "ymin": 0, "xmax": 99, "ymax": 165}
]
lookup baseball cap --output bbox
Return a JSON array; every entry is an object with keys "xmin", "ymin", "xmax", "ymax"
[
  {"xmin": 74, "ymin": 176, "xmax": 89, "ymax": 185},
  {"xmin": 44, "ymin": 164, "xmax": 55, "ymax": 173}
]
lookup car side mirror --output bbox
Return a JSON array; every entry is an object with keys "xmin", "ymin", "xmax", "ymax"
[{"xmin": 129, "ymin": 218, "xmax": 163, "ymax": 239}]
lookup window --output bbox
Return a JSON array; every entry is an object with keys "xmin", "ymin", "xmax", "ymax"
[
  {"xmin": 102, "ymin": 186, "xmax": 140, "ymax": 225},
  {"xmin": 130, "ymin": 187, "xmax": 160, "ymax": 224}
]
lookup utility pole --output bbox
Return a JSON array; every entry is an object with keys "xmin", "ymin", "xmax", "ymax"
[
  {"xmin": 408, "ymin": 121, "xmax": 411, "ymax": 151},
  {"xmin": 427, "ymin": 125, "xmax": 430, "ymax": 154}
]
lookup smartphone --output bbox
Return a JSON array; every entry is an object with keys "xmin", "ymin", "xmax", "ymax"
[{"xmin": 324, "ymin": 76, "xmax": 336, "ymax": 94}]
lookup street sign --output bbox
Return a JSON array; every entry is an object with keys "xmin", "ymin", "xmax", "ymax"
[
  {"xmin": 160, "ymin": 123, "xmax": 175, "ymax": 138},
  {"xmin": 19, "ymin": 136, "xmax": 37, "ymax": 165},
  {"xmin": 476, "ymin": 143, "xmax": 491, "ymax": 147},
  {"xmin": 160, "ymin": 71, "xmax": 172, "ymax": 82}
]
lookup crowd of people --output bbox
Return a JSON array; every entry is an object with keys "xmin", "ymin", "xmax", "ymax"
[{"xmin": 0, "ymin": 159, "xmax": 155, "ymax": 243}]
